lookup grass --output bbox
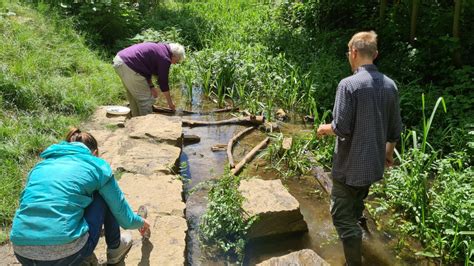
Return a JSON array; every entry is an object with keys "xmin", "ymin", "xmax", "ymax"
[
  {"xmin": 370, "ymin": 96, "xmax": 473, "ymax": 264},
  {"xmin": 0, "ymin": 2, "xmax": 124, "ymax": 227}
]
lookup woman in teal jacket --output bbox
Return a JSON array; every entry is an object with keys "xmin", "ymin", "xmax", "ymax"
[{"xmin": 10, "ymin": 128, "xmax": 150, "ymax": 265}]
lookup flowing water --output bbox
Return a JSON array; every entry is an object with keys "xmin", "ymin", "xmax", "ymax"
[{"xmin": 159, "ymin": 87, "xmax": 414, "ymax": 265}]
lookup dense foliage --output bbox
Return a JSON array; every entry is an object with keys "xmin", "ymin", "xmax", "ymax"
[
  {"xmin": 199, "ymin": 171, "xmax": 257, "ymax": 262},
  {"xmin": 1, "ymin": 0, "xmax": 472, "ymax": 263},
  {"xmin": 371, "ymin": 96, "xmax": 473, "ymax": 264}
]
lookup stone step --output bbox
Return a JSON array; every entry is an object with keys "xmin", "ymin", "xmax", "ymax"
[
  {"xmin": 239, "ymin": 179, "xmax": 308, "ymax": 239},
  {"xmin": 257, "ymin": 249, "xmax": 330, "ymax": 266}
]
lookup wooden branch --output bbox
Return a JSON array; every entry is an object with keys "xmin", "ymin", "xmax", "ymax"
[
  {"xmin": 211, "ymin": 144, "xmax": 228, "ymax": 152},
  {"xmin": 182, "ymin": 116, "xmax": 264, "ymax": 127},
  {"xmin": 231, "ymin": 137, "xmax": 270, "ymax": 176},
  {"xmin": 153, "ymin": 105, "xmax": 239, "ymax": 116},
  {"xmin": 311, "ymin": 166, "xmax": 332, "ymax": 195},
  {"xmin": 227, "ymin": 126, "xmax": 255, "ymax": 168}
]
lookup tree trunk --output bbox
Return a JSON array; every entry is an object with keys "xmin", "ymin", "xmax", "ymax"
[
  {"xmin": 410, "ymin": 0, "xmax": 419, "ymax": 43},
  {"xmin": 379, "ymin": 0, "xmax": 388, "ymax": 23},
  {"xmin": 453, "ymin": 0, "xmax": 462, "ymax": 66}
]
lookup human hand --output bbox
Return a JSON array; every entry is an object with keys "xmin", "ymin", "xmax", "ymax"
[
  {"xmin": 150, "ymin": 87, "xmax": 158, "ymax": 98},
  {"xmin": 385, "ymin": 156, "xmax": 394, "ymax": 168},
  {"xmin": 139, "ymin": 218, "xmax": 150, "ymax": 237},
  {"xmin": 317, "ymin": 124, "xmax": 332, "ymax": 137},
  {"xmin": 168, "ymin": 102, "xmax": 176, "ymax": 111}
]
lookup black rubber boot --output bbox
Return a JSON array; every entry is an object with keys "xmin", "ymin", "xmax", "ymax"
[{"xmin": 342, "ymin": 237, "xmax": 362, "ymax": 266}]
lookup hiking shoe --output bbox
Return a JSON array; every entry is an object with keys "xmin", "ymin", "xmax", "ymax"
[{"xmin": 106, "ymin": 232, "xmax": 133, "ymax": 264}]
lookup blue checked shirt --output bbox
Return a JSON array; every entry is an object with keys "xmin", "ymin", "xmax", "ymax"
[{"xmin": 331, "ymin": 64, "xmax": 402, "ymax": 186}]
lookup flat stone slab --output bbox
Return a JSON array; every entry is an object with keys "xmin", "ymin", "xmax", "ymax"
[
  {"xmin": 119, "ymin": 173, "xmax": 185, "ymax": 217},
  {"xmin": 257, "ymin": 249, "xmax": 330, "ymax": 266},
  {"xmin": 87, "ymin": 106, "xmax": 127, "ymax": 130},
  {"xmin": 93, "ymin": 173, "xmax": 187, "ymax": 265},
  {"xmin": 109, "ymin": 139, "xmax": 181, "ymax": 175},
  {"xmin": 239, "ymin": 179, "xmax": 308, "ymax": 239},
  {"xmin": 127, "ymin": 114, "xmax": 182, "ymax": 146}
]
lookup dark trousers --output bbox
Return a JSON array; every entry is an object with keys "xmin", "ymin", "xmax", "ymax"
[
  {"xmin": 331, "ymin": 179, "xmax": 370, "ymax": 266},
  {"xmin": 15, "ymin": 192, "xmax": 120, "ymax": 266}
]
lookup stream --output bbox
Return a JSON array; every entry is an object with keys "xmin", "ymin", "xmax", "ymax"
[{"xmin": 159, "ymin": 87, "xmax": 412, "ymax": 265}]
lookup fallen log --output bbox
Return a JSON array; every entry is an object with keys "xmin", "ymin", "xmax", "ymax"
[
  {"xmin": 231, "ymin": 137, "xmax": 270, "ymax": 176},
  {"xmin": 182, "ymin": 115, "xmax": 264, "ymax": 127},
  {"xmin": 211, "ymin": 144, "xmax": 228, "ymax": 152},
  {"xmin": 227, "ymin": 126, "xmax": 255, "ymax": 168},
  {"xmin": 153, "ymin": 105, "xmax": 238, "ymax": 115},
  {"xmin": 311, "ymin": 166, "xmax": 332, "ymax": 194}
]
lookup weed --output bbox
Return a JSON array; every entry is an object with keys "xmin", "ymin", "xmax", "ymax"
[{"xmin": 199, "ymin": 169, "xmax": 257, "ymax": 263}]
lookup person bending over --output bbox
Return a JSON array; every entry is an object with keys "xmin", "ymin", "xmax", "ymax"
[
  {"xmin": 10, "ymin": 128, "xmax": 150, "ymax": 265},
  {"xmin": 317, "ymin": 31, "xmax": 402, "ymax": 266},
  {"xmin": 113, "ymin": 42, "xmax": 186, "ymax": 116}
]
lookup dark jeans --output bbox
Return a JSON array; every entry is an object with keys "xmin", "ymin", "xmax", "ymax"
[
  {"xmin": 330, "ymin": 178, "xmax": 370, "ymax": 240},
  {"xmin": 15, "ymin": 192, "xmax": 120, "ymax": 266}
]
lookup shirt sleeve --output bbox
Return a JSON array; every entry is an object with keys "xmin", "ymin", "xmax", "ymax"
[
  {"xmin": 331, "ymin": 81, "xmax": 354, "ymax": 139},
  {"xmin": 387, "ymin": 87, "xmax": 402, "ymax": 142},
  {"xmin": 157, "ymin": 64, "xmax": 170, "ymax": 92},
  {"xmin": 98, "ymin": 177, "xmax": 144, "ymax": 229}
]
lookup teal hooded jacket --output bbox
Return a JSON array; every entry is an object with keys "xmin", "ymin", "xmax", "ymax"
[{"xmin": 10, "ymin": 141, "xmax": 144, "ymax": 246}]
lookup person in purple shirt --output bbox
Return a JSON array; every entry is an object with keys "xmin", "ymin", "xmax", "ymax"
[{"xmin": 113, "ymin": 42, "xmax": 185, "ymax": 116}]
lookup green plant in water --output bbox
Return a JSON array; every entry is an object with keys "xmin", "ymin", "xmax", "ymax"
[
  {"xmin": 371, "ymin": 95, "xmax": 473, "ymax": 264},
  {"xmin": 199, "ymin": 170, "xmax": 257, "ymax": 263}
]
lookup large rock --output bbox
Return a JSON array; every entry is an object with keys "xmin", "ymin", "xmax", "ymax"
[
  {"xmin": 239, "ymin": 179, "xmax": 308, "ymax": 239},
  {"xmin": 87, "ymin": 109, "xmax": 187, "ymax": 265},
  {"xmin": 119, "ymin": 173, "xmax": 185, "ymax": 217},
  {"xmin": 257, "ymin": 249, "xmax": 330, "ymax": 266},
  {"xmin": 93, "ymin": 215, "xmax": 187, "ymax": 266},
  {"xmin": 127, "ymin": 114, "xmax": 182, "ymax": 146},
  {"xmin": 87, "ymin": 106, "xmax": 127, "ymax": 130},
  {"xmin": 106, "ymin": 139, "xmax": 181, "ymax": 175}
]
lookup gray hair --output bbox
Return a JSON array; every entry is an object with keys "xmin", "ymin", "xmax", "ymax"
[
  {"xmin": 348, "ymin": 31, "xmax": 378, "ymax": 58},
  {"xmin": 169, "ymin": 43, "xmax": 185, "ymax": 63}
]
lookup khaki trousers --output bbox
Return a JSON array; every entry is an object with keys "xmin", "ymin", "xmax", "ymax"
[{"xmin": 113, "ymin": 55, "xmax": 155, "ymax": 117}]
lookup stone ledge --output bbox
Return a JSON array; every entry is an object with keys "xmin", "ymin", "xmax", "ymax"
[
  {"xmin": 239, "ymin": 179, "xmax": 308, "ymax": 239},
  {"xmin": 257, "ymin": 249, "xmax": 330, "ymax": 266}
]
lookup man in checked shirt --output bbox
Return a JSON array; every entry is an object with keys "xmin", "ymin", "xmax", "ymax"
[{"xmin": 317, "ymin": 31, "xmax": 402, "ymax": 265}]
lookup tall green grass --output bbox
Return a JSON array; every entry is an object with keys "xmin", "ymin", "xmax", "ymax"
[
  {"xmin": 144, "ymin": 0, "xmax": 345, "ymax": 119},
  {"xmin": 0, "ymin": 2, "xmax": 123, "ymax": 228},
  {"xmin": 370, "ymin": 96, "xmax": 473, "ymax": 264}
]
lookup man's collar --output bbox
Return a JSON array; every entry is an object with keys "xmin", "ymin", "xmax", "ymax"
[{"xmin": 354, "ymin": 64, "xmax": 377, "ymax": 74}]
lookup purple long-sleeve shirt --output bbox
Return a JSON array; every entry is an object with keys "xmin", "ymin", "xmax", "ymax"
[{"xmin": 118, "ymin": 42, "xmax": 171, "ymax": 92}]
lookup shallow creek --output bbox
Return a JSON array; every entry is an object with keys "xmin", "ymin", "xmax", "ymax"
[{"xmin": 159, "ymin": 88, "xmax": 411, "ymax": 265}]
